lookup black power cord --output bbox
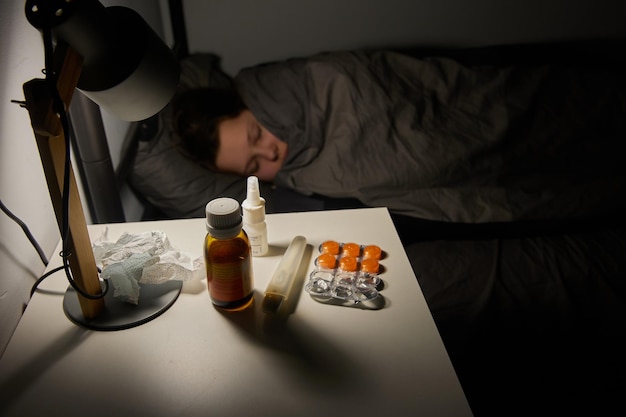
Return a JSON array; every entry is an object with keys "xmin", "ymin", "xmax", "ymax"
[
  {"xmin": 0, "ymin": 199, "xmax": 48, "ymax": 265},
  {"xmin": 0, "ymin": 198, "xmax": 62, "ymax": 297}
]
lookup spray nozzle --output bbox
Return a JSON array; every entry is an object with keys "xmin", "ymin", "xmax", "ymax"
[{"xmin": 246, "ymin": 176, "xmax": 262, "ymax": 206}]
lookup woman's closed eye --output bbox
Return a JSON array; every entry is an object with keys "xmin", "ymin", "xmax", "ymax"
[{"xmin": 244, "ymin": 124, "xmax": 262, "ymax": 174}]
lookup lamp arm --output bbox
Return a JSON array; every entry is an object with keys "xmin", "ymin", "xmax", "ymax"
[{"xmin": 23, "ymin": 43, "xmax": 105, "ymax": 320}]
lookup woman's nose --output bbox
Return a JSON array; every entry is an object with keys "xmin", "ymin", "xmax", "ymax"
[{"xmin": 254, "ymin": 142, "xmax": 278, "ymax": 161}]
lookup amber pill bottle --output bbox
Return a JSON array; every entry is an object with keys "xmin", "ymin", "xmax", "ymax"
[{"xmin": 204, "ymin": 198, "xmax": 254, "ymax": 310}]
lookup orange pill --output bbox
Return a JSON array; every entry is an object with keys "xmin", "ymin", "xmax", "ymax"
[
  {"xmin": 339, "ymin": 255, "xmax": 358, "ymax": 272},
  {"xmin": 363, "ymin": 245, "xmax": 382, "ymax": 260},
  {"xmin": 360, "ymin": 258, "xmax": 380, "ymax": 273},
  {"xmin": 317, "ymin": 253, "xmax": 337, "ymax": 269},
  {"xmin": 342, "ymin": 242, "xmax": 361, "ymax": 258},
  {"xmin": 320, "ymin": 240, "xmax": 340, "ymax": 255}
]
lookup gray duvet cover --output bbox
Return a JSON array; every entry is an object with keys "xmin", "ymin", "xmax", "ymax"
[{"xmin": 236, "ymin": 50, "xmax": 626, "ymax": 223}]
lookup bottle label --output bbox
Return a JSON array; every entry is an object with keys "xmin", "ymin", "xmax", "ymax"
[
  {"xmin": 209, "ymin": 261, "xmax": 252, "ymax": 301},
  {"xmin": 248, "ymin": 234, "xmax": 267, "ymax": 256},
  {"xmin": 206, "ymin": 238, "xmax": 253, "ymax": 303},
  {"xmin": 248, "ymin": 235, "xmax": 264, "ymax": 256}
]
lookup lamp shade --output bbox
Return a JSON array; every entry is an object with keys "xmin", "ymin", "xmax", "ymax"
[{"xmin": 25, "ymin": 0, "xmax": 180, "ymax": 121}]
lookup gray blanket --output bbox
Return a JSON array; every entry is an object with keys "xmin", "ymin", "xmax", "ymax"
[{"xmin": 236, "ymin": 50, "xmax": 626, "ymax": 222}]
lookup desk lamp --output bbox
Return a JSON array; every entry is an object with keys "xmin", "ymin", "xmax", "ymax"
[{"xmin": 22, "ymin": 0, "xmax": 181, "ymax": 330}]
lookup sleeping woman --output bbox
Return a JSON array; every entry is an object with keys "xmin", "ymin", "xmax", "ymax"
[
  {"xmin": 171, "ymin": 48, "xmax": 626, "ymax": 223},
  {"xmin": 171, "ymin": 88, "xmax": 287, "ymax": 183}
]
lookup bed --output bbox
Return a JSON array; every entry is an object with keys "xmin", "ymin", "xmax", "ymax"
[{"xmin": 114, "ymin": 41, "xmax": 626, "ymax": 415}]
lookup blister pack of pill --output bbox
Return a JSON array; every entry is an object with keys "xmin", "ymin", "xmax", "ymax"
[{"xmin": 305, "ymin": 240, "xmax": 384, "ymax": 304}]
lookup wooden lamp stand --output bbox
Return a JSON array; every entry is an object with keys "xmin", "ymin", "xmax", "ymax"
[
  {"xmin": 23, "ymin": 43, "xmax": 182, "ymax": 330},
  {"xmin": 23, "ymin": 44, "xmax": 105, "ymax": 320}
]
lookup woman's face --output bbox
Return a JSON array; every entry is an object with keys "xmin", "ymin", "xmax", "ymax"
[{"xmin": 216, "ymin": 110, "xmax": 288, "ymax": 182}]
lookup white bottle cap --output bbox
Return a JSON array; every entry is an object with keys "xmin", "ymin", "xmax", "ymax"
[{"xmin": 242, "ymin": 176, "xmax": 266, "ymax": 224}]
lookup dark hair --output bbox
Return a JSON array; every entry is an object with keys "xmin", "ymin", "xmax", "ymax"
[{"xmin": 171, "ymin": 87, "xmax": 246, "ymax": 170}]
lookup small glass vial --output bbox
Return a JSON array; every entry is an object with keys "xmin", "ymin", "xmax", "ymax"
[{"xmin": 204, "ymin": 198, "xmax": 254, "ymax": 310}]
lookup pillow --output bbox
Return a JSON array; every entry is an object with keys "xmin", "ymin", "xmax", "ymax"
[
  {"xmin": 128, "ymin": 53, "xmax": 247, "ymax": 218},
  {"xmin": 127, "ymin": 52, "xmax": 361, "ymax": 218}
]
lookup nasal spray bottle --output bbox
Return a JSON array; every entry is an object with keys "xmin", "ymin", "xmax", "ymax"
[{"xmin": 242, "ymin": 176, "xmax": 269, "ymax": 256}]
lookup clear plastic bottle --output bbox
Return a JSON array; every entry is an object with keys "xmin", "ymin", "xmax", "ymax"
[
  {"xmin": 241, "ymin": 176, "xmax": 269, "ymax": 256},
  {"xmin": 204, "ymin": 197, "xmax": 254, "ymax": 310}
]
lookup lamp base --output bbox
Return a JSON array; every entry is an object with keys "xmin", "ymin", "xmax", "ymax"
[{"xmin": 63, "ymin": 280, "xmax": 182, "ymax": 331}]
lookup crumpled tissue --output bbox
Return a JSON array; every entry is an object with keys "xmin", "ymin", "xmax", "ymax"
[{"xmin": 92, "ymin": 228, "xmax": 204, "ymax": 304}]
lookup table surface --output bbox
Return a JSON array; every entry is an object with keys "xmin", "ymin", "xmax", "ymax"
[{"xmin": 0, "ymin": 208, "xmax": 473, "ymax": 417}]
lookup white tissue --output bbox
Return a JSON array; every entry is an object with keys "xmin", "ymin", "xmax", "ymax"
[{"xmin": 93, "ymin": 229, "xmax": 204, "ymax": 304}]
